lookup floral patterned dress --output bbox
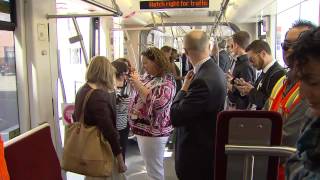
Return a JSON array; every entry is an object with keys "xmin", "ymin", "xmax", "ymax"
[{"xmin": 129, "ymin": 73, "xmax": 176, "ymax": 137}]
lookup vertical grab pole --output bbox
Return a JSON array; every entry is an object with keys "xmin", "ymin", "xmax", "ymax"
[
  {"xmin": 57, "ymin": 51, "xmax": 67, "ymax": 103},
  {"xmin": 124, "ymin": 30, "xmax": 138, "ymax": 71},
  {"xmin": 213, "ymin": 35, "xmax": 219, "ymax": 67},
  {"xmin": 72, "ymin": 17, "xmax": 89, "ymax": 67}
]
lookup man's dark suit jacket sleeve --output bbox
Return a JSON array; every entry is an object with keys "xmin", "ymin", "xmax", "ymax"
[
  {"xmin": 218, "ymin": 52, "xmax": 230, "ymax": 73},
  {"xmin": 228, "ymin": 64, "xmax": 255, "ymax": 109},
  {"xmin": 248, "ymin": 70, "xmax": 286, "ymax": 109},
  {"xmin": 240, "ymin": 66, "xmax": 255, "ymax": 83},
  {"xmin": 170, "ymin": 79, "xmax": 210, "ymax": 127}
]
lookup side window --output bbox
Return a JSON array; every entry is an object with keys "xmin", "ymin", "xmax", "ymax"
[
  {"xmin": 0, "ymin": 30, "xmax": 19, "ymax": 141},
  {"xmin": 0, "ymin": 0, "xmax": 19, "ymax": 141}
]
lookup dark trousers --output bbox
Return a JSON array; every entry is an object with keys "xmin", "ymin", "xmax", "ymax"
[{"xmin": 118, "ymin": 125, "xmax": 130, "ymax": 162}]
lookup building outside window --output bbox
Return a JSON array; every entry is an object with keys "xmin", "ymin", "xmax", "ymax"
[{"xmin": 0, "ymin": 30, "xmax": 19, "ymax": 141}]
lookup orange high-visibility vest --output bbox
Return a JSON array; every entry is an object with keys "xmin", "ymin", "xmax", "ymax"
[
  {"xmin": 268, "ymin": 75, "xmax": 301, "ymax": 118},
  {"xmin": 0, "ymin": 136, "xmax": 9, "ymax": 180}
]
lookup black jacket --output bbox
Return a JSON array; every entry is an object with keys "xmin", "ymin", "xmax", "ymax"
[
  {"xmin": 170, "ymin": 59, "xmax": 226, "ymax": 180},
  {"xmin": 228, "ymin": 54, "xmax": 256, "ymax": 109},
  {"xmin": 212, "ymin": 49, "xmax": 231, "ymax": 73},
  {"xmin": 249, "ymin": 62, "xmax": 286, "ymax": 110}
]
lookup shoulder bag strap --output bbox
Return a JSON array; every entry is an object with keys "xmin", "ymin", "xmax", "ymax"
[{"xmin": 79, "ymin": 89, "xmax": 95, "ymax": 124}]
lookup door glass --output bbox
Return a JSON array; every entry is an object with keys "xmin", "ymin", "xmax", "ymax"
[
  {"xmin": 0, "ymin": 30, "xmax": 19, "ymax": 141},
  {"xmin": 57, "ymin": 18, "xmax": 90, "ymax": 142},
  {"xmin": 57, "ymin": 18, "xmax": 90, "ymax": 179},
  {"xmin": 276, "ymin": 4, "xmax": 300, "ymax": 66},
  {"xmin": 57, "ymin": 18, "xmax": 89, "ymax": 108}
]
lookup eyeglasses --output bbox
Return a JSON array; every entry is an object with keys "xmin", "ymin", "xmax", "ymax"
[{"xmin": 248, "ymin": 53, "xmax": 259, "ymax": 62}]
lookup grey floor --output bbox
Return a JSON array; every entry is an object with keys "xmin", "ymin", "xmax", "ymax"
[{"xmin": 67, "ymin": 140, "xmax": 178, "ymax": 180}]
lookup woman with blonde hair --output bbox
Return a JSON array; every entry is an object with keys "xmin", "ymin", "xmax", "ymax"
[
  {"xmin": 129, "ymin": 47, "xmax": 176, "ymax": 180},
  {"xmin": 73, "ymin": 56, "xmax": 126, "ymax": 180}
]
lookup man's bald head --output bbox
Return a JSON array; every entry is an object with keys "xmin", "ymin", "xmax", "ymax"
[
  {"xmin": 184, "ymin": 31, "xmax": 210, "ymax": 52},
  {"xmin": 282, "ymin": 20, "xmax": 316, "ymax": 66}
]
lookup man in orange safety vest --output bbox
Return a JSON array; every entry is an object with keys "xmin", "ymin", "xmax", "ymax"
[{"xmin": 265, "ymin": 20, "xmax": 316, "ymax": 180}]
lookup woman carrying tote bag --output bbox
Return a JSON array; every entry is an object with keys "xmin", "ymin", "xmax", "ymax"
[{"xmin": 71, "ymin": 56, "xmax": 127, "ymax": 180}]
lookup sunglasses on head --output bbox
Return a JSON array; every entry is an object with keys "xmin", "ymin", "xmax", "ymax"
[
  {"xmin": 281, "ymin": 30, "xmax": 310, "ymax": 51},
  {"xmin": 281, "ymin": 41, "xmax": 296, "ymax": 51}
]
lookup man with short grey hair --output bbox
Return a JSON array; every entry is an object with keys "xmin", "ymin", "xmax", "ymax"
[{"xmin": 171, "ymin": 30, "xmax": 226, "ymax": 180}]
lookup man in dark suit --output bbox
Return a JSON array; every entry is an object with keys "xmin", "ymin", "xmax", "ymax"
[
  {"xmin": 227, "ymin": 31, "xmax": 256, "ymax": 109},
  {"xmin": 234, "ymin": 40, "xmax": 286, "ymax": 110},
  {"xmin": 170, "ymin": 31, "xmax": 226, "ymax": 180},
  {"xmin": 211, "ymin": 39, "xmax": 231, "ymax": 73}
]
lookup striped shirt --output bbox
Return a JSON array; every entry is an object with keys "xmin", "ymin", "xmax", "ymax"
[{"xmin": 116, "ymin": 89, "xmax": 131, "ymax": 130}]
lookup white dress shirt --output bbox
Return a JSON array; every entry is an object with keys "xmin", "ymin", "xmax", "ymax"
[{"xmin": 193, "ymin": 56, "xmax": 211, "ymax": 74}]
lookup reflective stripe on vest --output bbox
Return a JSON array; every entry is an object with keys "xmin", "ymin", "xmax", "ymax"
[
  {"xmin": 269, "ymin": 76, "xmax": 286, "ymax": 111},
  {"xmin": 268, "ymin": 75, "xmax": 301, "ymax": 117}
]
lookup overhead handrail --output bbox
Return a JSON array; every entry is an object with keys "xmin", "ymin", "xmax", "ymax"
[
  {"xmin": 82, "ymin": 0, "xmax": 122, "ymax": 16},
  {"xmin": 151, "ymin": 12, "xmax": 157, "ymax": 28},
  {"xmin": 47, "ymin": 0, "xmax": 122, "ymax": 19},
  {"xmin": 47, "ymin": 13, "xmax": 115, "ymax": 19},
  {"xmin": 225, "ymin": 144, "xmax": 297, "ymax": 157},
  {"xmin": 210, "ymin": 0, "xmax": 230, "ymax": 36}
]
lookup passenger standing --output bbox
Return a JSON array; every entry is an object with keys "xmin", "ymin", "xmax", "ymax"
[
  {"xmin": 117, "ymin": 57, "xmax": 135, "ymax": 75},
  {"xmin": 226, "ymin": 31, "xmax": 256, "ymax": 109},
  {"xmin": 111, "ymin": 59, "xmax": 131, "ymax": 162},
  {"xmin": 226, "ymin": 37, "xmax": 237, "ymax": 72},
  {"xmin": 265, "ymin": 20, "xmax": 316, "ymax": 147},
  {"xmin": 170, "ymin": 31, "xmax": 226, "ymax": 180},
  {"xmin": 264, "ymin": 20, "xmax": 316, "ymax": 180},
  {"xmin": 129, "ymin": 47, "xmax": 176, "ymax": 180},
  {"xmin": 73, "ymin": 56, "xmax": 127, "ymax": 180},
  {"xmin": 286, "ymin": 26, "xmax": 320, "ymax": 180},
  {"xmin": 234, "ymin": 40, "xmax": 286, "ymax": 110},
  {"xmin": 211, "ymin": 39, "xmax": 231, "ymax": 73},
  {"xmin": 161, "ymin": 46, "xmax": 183, "ymax": 93}
]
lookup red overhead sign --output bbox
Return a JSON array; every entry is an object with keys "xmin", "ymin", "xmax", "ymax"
[{"xmin": 140, "ymin": 0, "xmax": 209, "ymax": 9}]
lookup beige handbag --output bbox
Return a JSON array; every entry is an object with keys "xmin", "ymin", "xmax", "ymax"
[{"xmin": 61, "ymin": 89, "xmax": 114, "ymax": 177}]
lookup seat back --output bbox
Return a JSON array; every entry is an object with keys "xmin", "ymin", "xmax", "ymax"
[
  {"xmin": 4, "ymin": 123, "xmax": 62, "ymax": 180},
  {"xmin": 214, "ymin": 111, "xmax": 282, "ymax": 180}
]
